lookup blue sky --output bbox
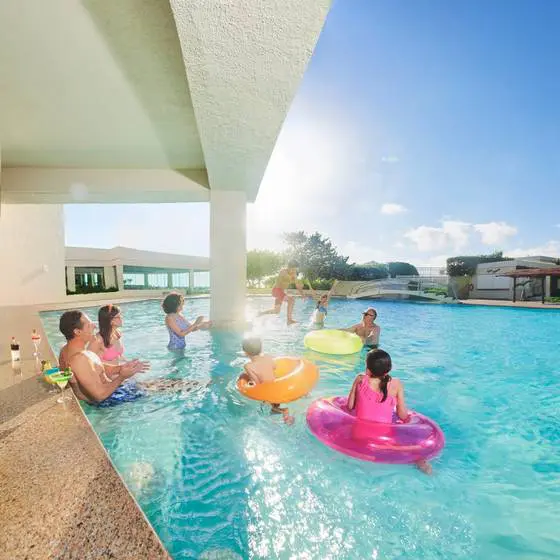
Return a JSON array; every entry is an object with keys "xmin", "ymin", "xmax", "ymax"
[{"xmin": 66, "ymin": 0, "xmax": 560, "ymax": 266}]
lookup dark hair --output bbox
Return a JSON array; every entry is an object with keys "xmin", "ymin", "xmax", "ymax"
[
  {"xmin": 162, "ymin": 292, "xmax": 184, "ymax": 314},
  {"xmin": 363, "ymin": 308, "xmax": 378, "ymax": 320},
  {"xmin": 98, "ymin": 304, "xmax": 120, "ymax": 348},
  {"xmin": 59, "ymin": 310, "xmax": 84, "ymax": 341},
  {"xmin": 365, "ymin": 349, "xmax": 392, "ymax": 402},
  {"xmin": 316, "ymin": 294, "xmax": 328, "ymax": 309},
  {"xmin": 287, "ymin": 260, "xmax": 298, "ymax": 269}
]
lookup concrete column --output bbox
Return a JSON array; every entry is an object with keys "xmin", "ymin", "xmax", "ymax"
[
  {"xmin": 189, "ymin": 269, "xmax": 195, "ymax": 292},
  {"xmin": 210, "ymin": 190, "xmax": 246, "ymax": 325},
  {"xmin": 144, "ymin": 272, "xmax": 149, "ymax": 289},
  {"xmin": 167, "ymin": 272, "xmax": 173, "ymax": 289},
  {"xmin": 66, "ymin": 266, "xmax": 76, "ymax": 292},
  {"xmin": 0, "ymin": 204, "xmax": 66, "ymax": 305},
  {"xmin": 103, "ymin": 266, "xmax": 117, "ymax": 289},
  {"xmin": 115, "ymin": 264, "xmax": 124, "ymax": 291}
]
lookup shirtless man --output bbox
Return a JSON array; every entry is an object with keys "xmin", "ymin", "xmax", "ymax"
[
  {"xmin": 238, "ymin": 336, "xmax": 293, "ymax": 424},
  {"xmin": 58, "ymin": 310, "xmax": 203, "ymax": 406},
  {"xmin": 345, "ymin": 307, "xmax": 381, "ymax": 348},
  {"xmin": 258, "ymin": 261, "xmax": 305, "ymax": 325}
]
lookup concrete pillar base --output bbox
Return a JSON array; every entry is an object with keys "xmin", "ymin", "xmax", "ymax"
[{"xmin": 210, "ymin": 191, "xmax": 247, "ymax": 324}]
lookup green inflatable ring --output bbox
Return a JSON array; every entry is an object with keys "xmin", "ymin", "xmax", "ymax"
[{"xmin": 304, "ymin": 329, "xmax": 363, "ymax": 355}]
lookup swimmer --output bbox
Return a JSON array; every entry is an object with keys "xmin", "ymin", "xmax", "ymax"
[
  {"xmin": 163, "ymin": 292, "xmax": 212, "ymax": 351},
  {"xmin": 58, "ymin": 310, "xmax": 206, "ymax": 406},
  {"xmin": 307, "ymin": 280, "xmax": 338, "ymax": 327},
  {"xmin": 88, "ymin": 304, "xmax": 125, "ymax": 366},
  {"xmin": 238, "ymin": 336, "xmax": 294, "ymax": 424},
  {"xmin": 347, "ymin": 349, "xmax": 432, "ymax": 475},
  {"xmin": 344, "ymin": 307, "xmax": 381, "ymax": 347},
  {"xmin": 258, "ymin": 261, "xmax": 305, "ymax": 325}
]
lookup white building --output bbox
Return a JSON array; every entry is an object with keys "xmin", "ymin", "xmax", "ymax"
[
  {"xmin": 65, "ymin": 246, "xmax": 210, "ymax": 295},
  {"xmin": 0, "ymin": 0, "xmax": 331, "ymax": 324},
  {"xmin": 472, "ymin": 256, "xmax": 560, "ymax": 301}
]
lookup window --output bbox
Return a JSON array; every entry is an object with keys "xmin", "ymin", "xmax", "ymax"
[
  {"xmin": 172, "ymin": 273, "xmax": 188, "ymax": 288},
  {"xmin": 75, "ymin": 267, "xmax": 104, "ymax": 289},
  {"xmin": 194, "ymin": 271, "xmax": 210, "ymax": 288},
  {"xmin": 147, "ymin": 273, "xmax": 168, "ymax": 288},
  {"xmin": 123, "ymin": 273, "xmax": 146, "ymax": 289}
]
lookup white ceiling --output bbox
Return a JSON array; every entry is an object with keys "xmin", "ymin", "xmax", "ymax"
[
  {"xmin": 0, "ymin": 0, "xmax": 203, "ymax": 169},
  {"xmin": 0, "ymin": 0, "xmax": 331, "ymax": 203}
]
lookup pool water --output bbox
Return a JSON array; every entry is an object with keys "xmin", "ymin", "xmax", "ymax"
[{"xmin": 41, "ymin": 298, "xmax": 560, "ymax": 559}]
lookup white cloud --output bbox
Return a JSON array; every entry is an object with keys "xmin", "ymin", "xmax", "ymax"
[
  {"xmin": 342, "ymin": 241, "xmax": 392, "ymax": 264},
  {"xmin": 404, "ymin": 219, "xmax": 518, "ymax": 253},
  {"xmin": 381, "ymin": 155, "xmax": 400, "ymax": 164},
  {"xmin": 381, "ymin": 203, "xmax": 407, "ymax": 215},
  {"xmin": 474, "ymin": 222, "xmax": 517, "ymax": 245},
  {"xmin": 506, "ymin": 240, "xmax": 560, "ymax": 259},
  {"xmin": 404, "ymin": 220, "xmax": 471, "ymax": 252}
]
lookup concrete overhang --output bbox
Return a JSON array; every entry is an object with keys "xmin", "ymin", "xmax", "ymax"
[{"xmin": 0, "ymin": 0, "xmax": 331, "ymax": 204}]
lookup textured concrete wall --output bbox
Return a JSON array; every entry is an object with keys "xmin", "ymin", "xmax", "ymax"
[{"xmin": 0, "ymin": 204, "xmax": 66, "ymax": 306}]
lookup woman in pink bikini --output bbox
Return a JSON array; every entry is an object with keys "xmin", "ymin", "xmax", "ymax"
[
  {"xmin": 89, "ymin": 304, "xmax": 125, "ymax": 364},
  {"xmin": 346, "ymin": 349, "xmax": 432, "ymax": 474}
]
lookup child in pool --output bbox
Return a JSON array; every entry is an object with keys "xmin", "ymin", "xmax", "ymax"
[
  {"xmin": 347, "ymin": 349, "xmax": 432, "ymax": 475},
  {"xmin": 162, "ymin": 292, "xmax": 212, "ymax": 351},
  {"xmin": 239, "ymin": 336, "xmax": 294, "ymax": 424},
  {"xmin": 308, "ymin": 280, "xmax": 338, "ymax": 327}
]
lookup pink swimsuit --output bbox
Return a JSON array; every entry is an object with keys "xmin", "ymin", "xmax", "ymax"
[
  {"xmin": 100, "ymin": 341, "xmax": 124, "ymax": 362},
  {"xmin": 355, "ymin": 376, "xmax": 396, "ymax": 423}
]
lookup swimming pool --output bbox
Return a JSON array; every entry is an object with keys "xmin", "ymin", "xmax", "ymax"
[{"xmin": 41, "ymin": 298, "xmax": 560, "ymax": 559}]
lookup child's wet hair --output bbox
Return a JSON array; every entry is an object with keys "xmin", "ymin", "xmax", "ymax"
[
  {"xmin": 242, "ymin": 336, "xmax": 262, "ymax": 356},
  {"xmin": 365, "ymin": 349, "xmax": 392, "ymax": 402},
  {"xmin": 162, "ymin": 292, "xmax": 184, "ymax": 314}
]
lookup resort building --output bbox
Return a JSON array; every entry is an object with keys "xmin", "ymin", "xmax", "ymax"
[
  {"xmin": 471, "ymin": 256, "xmax": 560, "ymax": 302},
  {"xmin": 65, "ymin": 246, "xmax": 210, "ymax": 296}
]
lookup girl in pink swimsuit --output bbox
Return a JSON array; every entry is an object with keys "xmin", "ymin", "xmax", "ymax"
[
  {"xmin": 347, "ymin": 349, "xmax": 432, "ymax": 474},
  {"xmin": 89, "ymin": 304, "xmax": 125, "ymax": 364}
]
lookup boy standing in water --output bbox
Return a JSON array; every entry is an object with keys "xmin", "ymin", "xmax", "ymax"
[
  {"xmin": 239, "ymin": 336, "xmax": 294, "ymax": 424},
  {"xmin": 258, "ymin": 261, "xmax": 306, "ymax": 325}
]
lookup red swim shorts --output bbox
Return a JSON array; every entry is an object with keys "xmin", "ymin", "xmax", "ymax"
[{"xmin": 272, "ymin": 287, "xmax": 287, "ymax": 302}]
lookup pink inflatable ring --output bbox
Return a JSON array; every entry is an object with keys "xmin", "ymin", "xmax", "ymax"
[{"xmin": 307, "ymin": 396, "xmax": 445, "ymax": 464}]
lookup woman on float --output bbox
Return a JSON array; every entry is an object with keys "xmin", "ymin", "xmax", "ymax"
[
  {"xmin": 307, "ymin": 280, "xmax": 338, "ymax": 327},
  {"xmin": 88, "ymin": 304, "xmax": 125, "ymax": 364},
  {"xmin": 347, "ymin": 349, "xmax": 432, "ymax": 474},
  {"xmin": 162, "ymin": 292, "xmax": 211, "ymax": 351}
]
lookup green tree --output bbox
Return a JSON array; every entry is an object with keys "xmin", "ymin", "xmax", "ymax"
[
  {"xmin": 283, "ymin": 231, "xmax": 350, "ymax": 281},
  {"xmin": 246, "ymin": 250, "xmax": 283, "ymax": 287},
  {"xmin": 446, "ymin": 251, "xmax": 512, "ymax": 277},
  {"xmin": 347, "ymin": 264, "xmax": 389, "ymax": 281},
  {"xmin": 387, "ymin": 262, "xmax": 419, "ymax": 278}
]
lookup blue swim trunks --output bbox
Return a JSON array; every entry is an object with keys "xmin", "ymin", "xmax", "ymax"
[{"xmin": 96, "ymin": 381, "xmax": 146, "ymax": 408}]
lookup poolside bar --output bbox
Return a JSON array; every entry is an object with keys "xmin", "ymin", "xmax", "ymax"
[{"xmin": 498, "ymin": 267, "xmax": 560, "ymax": 304}]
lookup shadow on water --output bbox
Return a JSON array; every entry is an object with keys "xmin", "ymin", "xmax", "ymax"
[{"xmin": 156, "ymin": 330, "xmax": 251, "ymax": 558}]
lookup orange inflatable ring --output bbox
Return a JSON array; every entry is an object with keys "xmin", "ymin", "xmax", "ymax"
[{"xmin": 237, "ymin": 357, "xmax": 319, "ymax": 404}]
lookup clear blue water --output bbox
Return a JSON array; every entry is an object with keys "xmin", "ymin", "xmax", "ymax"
[{"xmin": 41, "ymin": 298, "xmax": 560, "ymax": 559}]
